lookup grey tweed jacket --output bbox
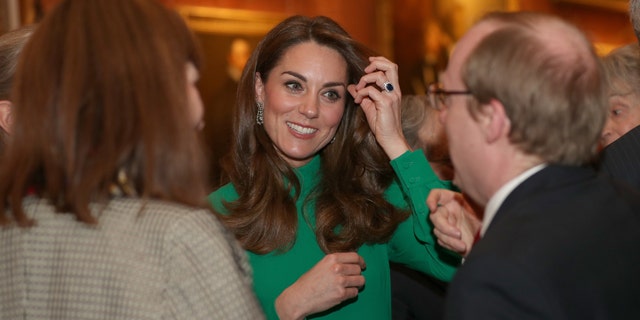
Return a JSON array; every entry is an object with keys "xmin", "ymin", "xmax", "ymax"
[{"xmin": 0, "ymin": 197, "xmax": 264, "ymax": 319}]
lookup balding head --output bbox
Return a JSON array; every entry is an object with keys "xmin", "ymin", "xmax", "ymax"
[
  {"xmin": 462, "ymin": 12, "xmax": 606, "ymax": 165},
  {"xmin": 439, "ymin": 11, "xmax": 607, "ymax": 205}
]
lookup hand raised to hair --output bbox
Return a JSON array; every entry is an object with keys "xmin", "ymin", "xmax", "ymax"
[
  {"xmin": 347, "ymin": 56, "xmax": 411, "ymax": 160},
  {"xmin": 275, "ymin": 252, "xmax": 366, "ymax": 320},
  {"xmin": 427, "ymin": 189, "xmax": 482, "ymax": 257}
]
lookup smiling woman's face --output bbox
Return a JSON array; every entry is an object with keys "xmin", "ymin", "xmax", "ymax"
[{"xmin": 255, "ymin": 41, "xmax": 348, "ymax": 167}]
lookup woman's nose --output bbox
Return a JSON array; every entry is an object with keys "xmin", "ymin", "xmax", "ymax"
[{"xmin": 298, "ymin": 99, "xmax": 319, "ymax": 118}]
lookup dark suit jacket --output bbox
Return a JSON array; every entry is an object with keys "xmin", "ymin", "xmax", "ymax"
[
  {"xmin": 598, "ymin": 124, "xmax": 640, "ymax": 190},
  {"xmin": 445, "ymin": 165, "xmax": 640, "ymax": 319}
]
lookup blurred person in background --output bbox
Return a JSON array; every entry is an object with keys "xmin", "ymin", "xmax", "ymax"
[
  {"xmin": 600, "ymin": 43, "xmax": 640, "ymax": 148},
  {"xmin": 598, "ymin": 41, "xmax": 640, "ymax": 189},
  {"xmin": 401, "ymin": 94, "xmax": 453, "ymax": 181}
]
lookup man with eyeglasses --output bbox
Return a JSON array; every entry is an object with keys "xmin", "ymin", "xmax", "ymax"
[{"xmin": 425, "ymin": 11, "xmax": 640, "ymax": 319}]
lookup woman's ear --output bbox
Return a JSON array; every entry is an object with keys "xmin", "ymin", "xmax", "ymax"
[
  {"xmin": 254, "ymin": 72, "xmax": 264, "ymax": 104},
  {"xmin": 0, "ymin": 100, "xmax": 13, "ymax": 135}
]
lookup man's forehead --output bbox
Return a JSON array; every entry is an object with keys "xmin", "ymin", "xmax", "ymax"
[
  {"xmin": 456, "ymin": 21, "xmax": 503, "ymax": 61},
  {"xmin": 443, "ymin": 20, "xmax": 505, "ymax": 84}
]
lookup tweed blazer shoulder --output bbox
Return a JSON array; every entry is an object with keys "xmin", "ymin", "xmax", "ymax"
[{"xmin": 0, "ymin": 197, "xmax": 264, "ymax": 320}]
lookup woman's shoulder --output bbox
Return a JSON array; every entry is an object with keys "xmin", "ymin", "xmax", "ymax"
[
  {"xmin": 93, "ymin": 198, "xmax": 217, "ymax": 231},
  {"xmin": 20, "ymin": 197, "xmax": 231, "ymax": 256},
  {"xmin": 103, "ymin": 198, "xmax": 235, "ymax": 249},
  {"xmin": 20, "ymin": 197, "xmax": 210, "ymax": 224},
  {"xmin": 108, "ymin": 197, "xmax": 206, "ymax": 216}
]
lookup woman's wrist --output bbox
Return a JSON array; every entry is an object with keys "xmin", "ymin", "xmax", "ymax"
[
  {"xmin": 275, "ymin": 288, "xmax": 306, "ymax": 320},
  {"xmin": 382, "ymin": 138, "xmax": 412, "ymax": 160}
]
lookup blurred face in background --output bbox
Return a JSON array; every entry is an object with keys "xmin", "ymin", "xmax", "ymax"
[
  {"xmin": 601, "ymin": 90, "xmax": 640, "ymax": 147},
  {"xmin": 419, "ymin": 106, "xmax": 450, "ymax": 163}
]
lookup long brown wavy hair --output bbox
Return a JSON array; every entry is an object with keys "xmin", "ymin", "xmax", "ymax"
[
  {"xmin": 0, "ymin": 0, "xmax": 209, "ymax": 226},
  {"xmin": 218, "ymin": 15, "xmax": 409, "ymax": 254}
]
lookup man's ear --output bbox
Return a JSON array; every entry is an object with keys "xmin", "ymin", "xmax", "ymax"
[
  {"xmin": 0, "ymin": 100, "xmax": 13, "ymax": 135},
  {"xmin": 479, "ymin": 98, "xmax": 510, "ymax": 144},
  {"xmin": 254, "ymin": 72, "xmax": 264, "ymax": 104}
]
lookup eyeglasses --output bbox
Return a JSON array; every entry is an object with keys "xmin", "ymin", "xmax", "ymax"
[{"xmin": 427, "ymin": 83, "xmax": 472, "ymax": 111}]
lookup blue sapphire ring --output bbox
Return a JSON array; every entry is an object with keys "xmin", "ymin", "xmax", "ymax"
[{"xmin": 382, "ymin": 81, "xmax": 394, "ymax": 93}]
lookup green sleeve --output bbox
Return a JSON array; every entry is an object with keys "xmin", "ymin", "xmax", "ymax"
[{"xmin": 386, "ymin": 150, "xmax": 461, "ymax": 281}]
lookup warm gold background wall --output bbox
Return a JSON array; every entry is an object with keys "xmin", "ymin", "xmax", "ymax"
[
  {"xmin": 31, "ymin": 0, "xmax": 634, "ymax": 81},
  {"xmin": 32, "ymin": 0, "xmax": 636, "ymax": 94}
]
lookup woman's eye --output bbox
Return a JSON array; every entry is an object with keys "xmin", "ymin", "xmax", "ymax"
[
  {"xmin": 323, "ymin": 90, "xmax": 341, "ymax": 101},
  {"xmin": 610, "ymin": 105, "xmax": 625, "ymax": 116},
  {"xmin": 285, "ymin": 81, "xmax": 303, "ymax": 91}
]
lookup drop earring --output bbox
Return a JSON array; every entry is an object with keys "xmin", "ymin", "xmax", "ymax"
[{"xmin": 256, "ymin": 102, "xmax": 264, "ymax": 125}]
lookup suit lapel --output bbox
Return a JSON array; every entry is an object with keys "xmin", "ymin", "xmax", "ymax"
[{"xmin": 487, "ymin": 165, "xmax": 596, "ymax": 236}]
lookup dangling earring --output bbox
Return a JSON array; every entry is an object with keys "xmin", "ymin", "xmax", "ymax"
[
  {"xmin": 330, "ymin": 136, "xmax": 336, "ymax": 144},
  {"xmin": 109, "ymin": 168, "xmax": 137, "ymax": 197},
  {"xmin": 256, "ymin": 102, "xmax": 264, "ymax": 125}
]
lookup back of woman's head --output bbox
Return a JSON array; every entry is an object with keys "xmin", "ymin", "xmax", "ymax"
[{"xmin": 1, "ymin": 0, "xmax": 208, "ymax": 226}]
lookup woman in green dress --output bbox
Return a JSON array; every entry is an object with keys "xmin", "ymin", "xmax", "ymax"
[{"xmin": 209, "ymin": 15, "xmax": 460, "ymax": 320}]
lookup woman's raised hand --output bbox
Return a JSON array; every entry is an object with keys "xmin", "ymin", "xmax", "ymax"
[{"xmin": 348, "ymin": 56, "xmax": 411, "ymax": 160}]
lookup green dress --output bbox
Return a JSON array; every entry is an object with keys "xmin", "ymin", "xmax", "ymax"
[{"xmin": 209, "ymin": 150, "xmax": 460, "ymax": 319}]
